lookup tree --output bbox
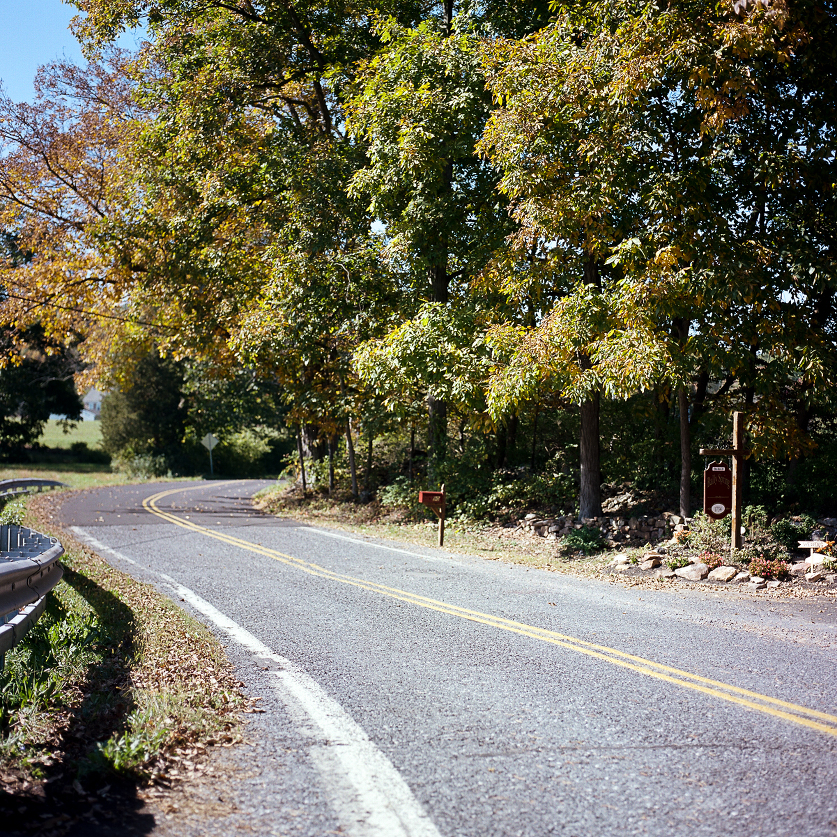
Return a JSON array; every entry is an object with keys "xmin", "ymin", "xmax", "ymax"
[
  {"xmin": 0, "ymin": 323, "xmax": 83, "ymax": 457},
  {"xmin": 100, "ymin": 348, "xmax": 186, "ymax": 464},
  {"xmin": 480, "ymin": 0, "xmax": 837, "ymax": 516}
]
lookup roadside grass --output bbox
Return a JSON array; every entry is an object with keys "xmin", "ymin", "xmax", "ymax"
[
  {"xmin": 253, "ymin": 483, "xmax": 615, "ymax": 579},
  {"xmin": 0, "ymin": 493, "xmax": 246, "ymax": 820},
  {"xmin": 37, "ymin": 420, "xmax": 103, "ymax": 450}
]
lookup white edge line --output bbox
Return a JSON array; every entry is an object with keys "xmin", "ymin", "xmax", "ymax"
[
  {"xmin": 68, "ymin": 526, "xmax": 442, "ymax": 837},
  {"xmin": 297, "ymin": 525, "xmax": 448, "ymax": 562}
]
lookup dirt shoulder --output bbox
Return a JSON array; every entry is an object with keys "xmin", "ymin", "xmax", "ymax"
[{"xmin": 0, "ymin": 490, "xmax": 250, "ymax": 837}]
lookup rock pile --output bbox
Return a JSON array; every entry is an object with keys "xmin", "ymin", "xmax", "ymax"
[{"xmin": 519, "ymin": 512, "xmax": 684, "ymax": 547}]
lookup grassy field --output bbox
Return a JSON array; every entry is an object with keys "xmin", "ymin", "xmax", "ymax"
[
  {"xmin": 0, "ymin": 463, "xmax": 133, "ymax": 489},
  {"xmin": 37, "ymin": 419, "xmax": 103, "ymax": 450}
]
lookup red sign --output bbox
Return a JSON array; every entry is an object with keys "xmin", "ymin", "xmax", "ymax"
[
  {"xmin": 418, "ymin": 490, "xmax": 445, "ymax": 517},
  {"xmin": 703, "ymin": 461, "xmax": 732, "ymax": 520}
]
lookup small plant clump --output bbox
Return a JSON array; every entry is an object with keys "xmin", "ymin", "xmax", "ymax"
[
  {"xmin": 560, "ymin": 526, "xmax": 606, "ymax": 556},
  {"xmin": 673, "ymin": 529, "xmax": 690, "ymax": 544},
  {"xmin": 748, "ymin": 555, "xmax": 790, "ymax": 580},
  {"xmin": 698, "ymin": 550, "xmax": 724, "ymax": 570},
  {"xmin": 667, "ymin": 556, "xmax": 691, "ymax": 570}
]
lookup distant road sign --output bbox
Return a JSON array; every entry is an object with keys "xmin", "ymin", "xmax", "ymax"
[{"xmin": 202, "ymin": 433, "xmax": 219, "ymax": 451}]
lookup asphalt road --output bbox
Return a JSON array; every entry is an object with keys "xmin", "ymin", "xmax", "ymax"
[{"xmin": 59, "ymin": 480, "xmax": 837, "ymax": 837}]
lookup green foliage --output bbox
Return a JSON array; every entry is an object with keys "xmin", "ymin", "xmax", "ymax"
[
  {"xmin": 560, "ymin": 526, "xmax": 605, "ymax": 556},
  {"xmin": 770, "ymin": 516, "xmax": 815, "ymax": 552},
  {"xmin": 378, "ymin": 476, "xmax": 426, "ymax": 518},
  {"xmin": 0, "ymin": 325, "xmax": 83, "ymax": 458},
  {"xmin": 667, "ymin": 556, "xmax": 691, "ymax": 570},
  {"xmin": 688, "ymin": 512, "xmax": 731, "ymax": 554},
  {"xmin": 0, "ymin": 595, "xmax": 100, "ymax": 727},
  {"xmin": 0, "ymin": 499, "xmax": 26, "ymax": 525}
]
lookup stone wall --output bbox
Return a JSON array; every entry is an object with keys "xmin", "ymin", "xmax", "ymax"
[{"xmin": 519, "ymin": 512, "xmax": 687, "ymax": 547}]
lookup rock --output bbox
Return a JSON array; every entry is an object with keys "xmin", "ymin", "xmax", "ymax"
[
  {"xmin": 613, "ymin": 563, "xmax": 633, "ymax": 572},
  {"xmin": 766, "ymin": 580, "xmax": 781, "ymax": 588},
  {"xmin": 751, "ymin": 576, "xmax": 765, "ymax": 583},
  {"xmin": 674, "ymin": 563, "xmax": 709, "ymax": 581},
  {"xmin": 643, "ymin": 551, "xmax": 663, "ymax": 561},
  {"xmin": 748, "ymin": 579, "xmax": 767, "ymax": 590},
  {"xmin": 733, "ymin": 571, "xmax": 750, "ymax": 583},
  {"xmin": 610, "ymin": 553, "xmax": 630, "ymax": 566},
  {"xmin": 805, "ymin": 555, "xmax": 825, "ymax": 571},
  {"xmin": 655, "ymin": 568, "xmax": 676, "ymax": 579},
  {"xmin": 708, "ymin": 566, "xmax": 737, "ymax": 582},
  {"xmin": 640, "ymin": 558, "xmax": 661, "ymax": 570},
  {"xmin": 524, "ymin": 513, "xmax": 537, "ymax": 520},
  {"xmin": 790, "ymin": 562, "xmax": 807, "ymax": 577},
  {"xmin": 805, "ymin": 570, "xmax": 825, "ymax": 582}
]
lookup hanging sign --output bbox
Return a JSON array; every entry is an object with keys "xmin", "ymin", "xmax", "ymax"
[{"xmin": 703, "ymin": 461, "xmax": 732, "ymax": 520}]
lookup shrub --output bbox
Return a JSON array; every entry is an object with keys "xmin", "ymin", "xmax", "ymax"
[
  {"xmin": 698, "ymin": 551, "xmax": 724, "ymax": 570},
  {"xmin": 689, "ymin": 512, "xmax": 731, "ymax": 553},
  {"xmin": 748, "ymin": 555, "xmax": 789, "ymax": 579},
  {"xmin": 667, "ymin": 556, "xmax": 691, "ymax": 570},
  {"xmin": 673, "ymin": 529, "xmax": 690, "ymax": 544},
  {"xmin": 770, "ymin": 515, "xmax": 815, "ymax": 551},
  {"xmin": 560, "ymin": 526, "xmax": 605, "ymax": 555}
]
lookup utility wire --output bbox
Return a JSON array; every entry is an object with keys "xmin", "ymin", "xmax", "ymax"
[{"xmin": 1, "ymin": 291, "xmax": 176, "ymax": 330}]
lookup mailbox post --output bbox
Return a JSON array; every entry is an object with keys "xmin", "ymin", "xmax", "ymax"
[
  {"xmin": 699, "ymin": 411, "xmax": 745, "ymax": 553},
  {"xmin": 418, "ymin": 484, "xmax": 446, "ymax": 547}
]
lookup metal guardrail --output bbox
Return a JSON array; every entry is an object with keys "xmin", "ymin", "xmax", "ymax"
[
  {"xmin": 0, "ymin": 525, "xmax": 64, "ymax": 660},
  {"xmin": 0, "ymin": 478, "xmax": 65, "ymax": 502}
]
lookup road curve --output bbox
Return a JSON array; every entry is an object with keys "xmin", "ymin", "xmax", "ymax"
[{"xmin": 60, "ymin": 480, "xmax": 837, "ymax": 837}]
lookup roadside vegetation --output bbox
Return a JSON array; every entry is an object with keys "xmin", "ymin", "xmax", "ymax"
[{"xmin": 0, "ymin": 494, "xmax": 246, "ymax": 825}]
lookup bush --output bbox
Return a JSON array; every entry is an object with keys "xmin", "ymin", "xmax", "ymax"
[
  {"xmin": 748, "ymin": 555, "xmax": 790, "ymax": 579},
  {"xmin": 689, "ymin": 512, "xmax": 732, "ymax": 553},
  {"xmin": 770, "ymin": 515, "xmax": 815, "ymax": 551},
  {"xmin": 560, "ymin": 526, "xmax": 605, "ymax": 555},
  {"xmin": 112, "ymin": 452, "xmax": 171, "ymax": 479},
  {"xmin": 667, "ymin": 556, "xmax": 691, "ymax": 570}
]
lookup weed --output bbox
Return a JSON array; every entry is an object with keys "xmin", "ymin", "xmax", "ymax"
[{"xmin": 666, "ymin": 556, "xmax": 691, "ymax": 570}]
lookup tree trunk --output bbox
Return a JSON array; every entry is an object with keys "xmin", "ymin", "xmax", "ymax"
[
  {"xmin": 346, "ymin": 418, "xmax": 359, "ymax": 499},
  {"xmin": 530, "ymin": 401, "xmax": 540, "ymax": 472},
  {"xmin": 408, "ymin": 424, "xmax": 415, "ymax": 481},
  {"xmin": 365, "ymin": 431, "xmax": 373, "ymax": 494},
  {"xmin": 427, "ymin": 393, "xmax": 447, "ymax": 479},
  {"xmin": 578, "ymin": 252, "xmax": 602, "ymax": 519},
  {"xmin": 579, "ymin": 394, "xmax": 602, "ymax": 519},
  {"xmin": 674, "ymin": 317, "xmax": 691, "ymax": 519},
  {"xmin": 678, "ymin": 384, "xmax": 691, "ymax": 518},
  {"xmin": 328, "ymin": 434, "xmax": 336, "ymax": 496},
  {"xmin": 296, "ymin": 426, "xmax": 307, "ymax": 492}
]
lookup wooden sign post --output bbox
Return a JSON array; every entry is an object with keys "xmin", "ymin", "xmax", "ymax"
[
  {"xmin": 699, "ymin": 412, "xmax": 745, "ymax": 552},
  {"xmin": 418, "ymin": 484, "xmax": 446, "ymax": 547}
]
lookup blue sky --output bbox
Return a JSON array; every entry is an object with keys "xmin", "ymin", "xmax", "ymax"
[{"xmin": 0, "ymin": 0, "xmax": 142, "ymax": 103}]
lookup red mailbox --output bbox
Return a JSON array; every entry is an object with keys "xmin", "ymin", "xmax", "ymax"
[{"xmin": 418, "ymin": 486, "xmax": 447, "ymax": 546}]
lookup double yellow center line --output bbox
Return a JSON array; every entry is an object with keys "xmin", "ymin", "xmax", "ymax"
[{"xmin": 143, "ymin": 483, "xmax": 837, "ymax": 739}]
